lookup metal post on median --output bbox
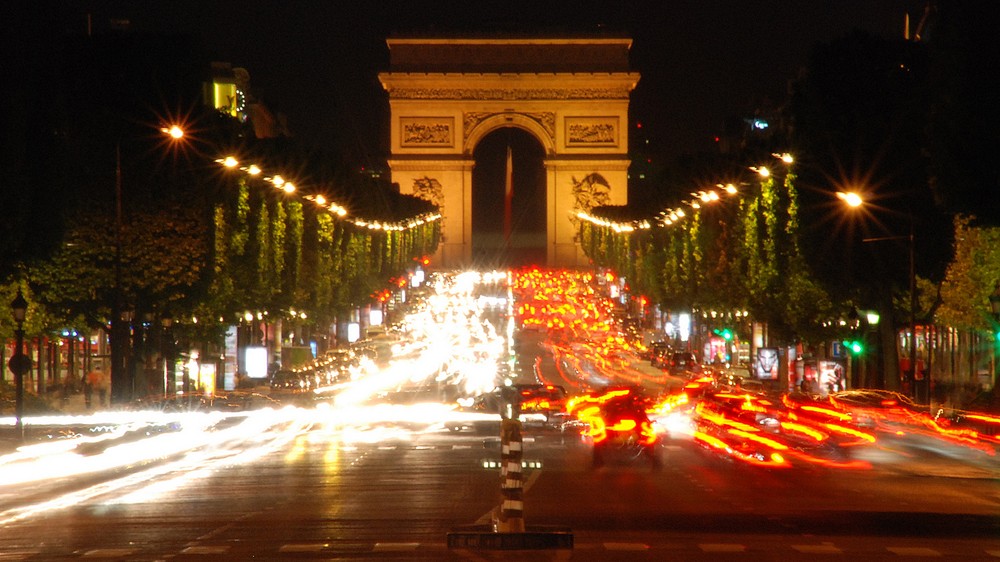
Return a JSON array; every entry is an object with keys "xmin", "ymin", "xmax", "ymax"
[
  {"xmin": 497, "ymin": 384, "xmax": 525, "ymax": 533},
  {"xmin": 499, "ymin": 417, "xmax": 525, "ymax": 532}
]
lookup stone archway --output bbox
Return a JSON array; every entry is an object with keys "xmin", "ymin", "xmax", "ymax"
[
  {"xmin": 379, "ymin": 37, "xmax": 640, "ymax": 267},
  {"xmin": 471, "ymin": 127, "xmax": 546, "ymax": 267}
]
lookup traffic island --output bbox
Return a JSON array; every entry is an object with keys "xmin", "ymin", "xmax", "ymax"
[
  {"xmin": 446, "ymin": 524, "xmax": 573, "ymax": 550},
  {"xmin": 447, "ymin": 417, "xmax": 573, "ymax": 552}
]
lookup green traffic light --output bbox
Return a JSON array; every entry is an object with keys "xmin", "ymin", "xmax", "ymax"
[
  {"xmin": 844, "ymin": 339, "xmax": 863, "ymax": 354},
  {"xmin": 713, "ymin": 328, "xmax": 734, "ymax": 341}
]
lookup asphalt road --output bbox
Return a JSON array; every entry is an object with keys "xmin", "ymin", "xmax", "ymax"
[{"xmin": 0, "ymin": 418, "xmax": 997, "ymax": 561}]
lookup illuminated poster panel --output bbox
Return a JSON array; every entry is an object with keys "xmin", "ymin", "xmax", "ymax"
[
  {"xmin": 246, "ymin": 346, "xmax": 268, "ymax": 379},
  {"xmin": 754, "ymin": 347, "xmax": 779, "ymax": 380}
]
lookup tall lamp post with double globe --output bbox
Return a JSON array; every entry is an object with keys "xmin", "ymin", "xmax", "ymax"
[{"xmin": 9, "ymin": 289, "xmax": 29, "ymax": 441}]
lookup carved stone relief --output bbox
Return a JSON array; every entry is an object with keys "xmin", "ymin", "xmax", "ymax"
[
  {"xmin": 569, "ymin": 172, "xmax": 612, "ymax": 240},
  {"xmin": 565, "ymin": 117, "xmax": 618, "ymax": 146},
  {"xmin": 401, "ymin": 117, "xmax": 454, "ymax": 146},
  {"xmin": 411, "ymin": 176, "xmax": 445, "ymax": 208}
]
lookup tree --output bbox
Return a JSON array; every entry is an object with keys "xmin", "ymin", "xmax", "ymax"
[{"xmin": 934, "ymin": 216, "xmax": 1000, "ymax": 332}]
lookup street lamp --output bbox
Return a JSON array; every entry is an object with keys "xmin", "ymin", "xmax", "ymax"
[{"xmin": 9, "ymin": 289, "xmax": 28, "ymax": 441}]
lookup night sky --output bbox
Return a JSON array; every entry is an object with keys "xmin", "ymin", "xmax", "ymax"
[{"xmin": 50, "ymin": 0, "xmax": 929, "ymax": 167}]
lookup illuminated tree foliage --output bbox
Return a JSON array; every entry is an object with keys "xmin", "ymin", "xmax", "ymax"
[
  {"xmin": 204, "ymin": 177, "xmax": 441, "ymax": 331},
  {"xmin": 935, "ymin": 215, "xmax": 1000, "ymax": 332},
  {"xmin": 19, "ymin": 169, "xmax": 439, "ymax": 352},
  {"xmin": 30, "ymin": 204, "xmax": 210, "ymax": 336},
  {"xmin": 581, "ymin": 168, "xmax": 838, "ymax": 346}
]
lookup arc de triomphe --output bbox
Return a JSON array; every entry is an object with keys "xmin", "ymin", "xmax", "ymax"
[{"xmin": 379, "ymin": 37, "xmax": 640, "ymax": 267}]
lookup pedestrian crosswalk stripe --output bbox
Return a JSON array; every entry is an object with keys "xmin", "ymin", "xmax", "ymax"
[
  {"xmin": 604, "ymin": 542, "xmax": 648, "ymax": 551},
  {"xmin": 793, "ymin": 544, "xmax": 842, "ymax": 554},
  {"xmin": 0, "ymin": 552, "xmax": 39, "ymax": 561},
  {"xmin": 699, "ymin": 543, "xmax": 745, "ymax": 552},
  {"xmin": 279, "ymin": 544, "xmax": 328, "ymax": 552},
  {"xmin": 81, "ymin": 549, "xmax": 139, "ymax": 558},
  {"xmin": 180, "ymin": 545, "xmax": 230, "ymax": 554},
  {"xmin": 887, "ymin": 546, "xmax": 941, "ymax": 556},
  {"xmin": 373, "ymin": 542, "xmax": 419, "ymax": 551}
]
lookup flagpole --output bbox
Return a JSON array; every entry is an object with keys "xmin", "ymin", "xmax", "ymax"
[{"xmin": 503, "ymin": 146, "xmax": 513, "ymax": 247}]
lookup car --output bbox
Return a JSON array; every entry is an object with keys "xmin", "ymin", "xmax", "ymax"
[
  {"xmin": 448, "ymin": 383, "xmax": 570, "ymax": 433},
  {"xmin": 827, "ymin": 389, "xmax": 925, "ymax": 429},
  {"xmin": 648, "ymin": 342, "xmax": 672, "ymax": 367},
  {"xmin": 936, "ymin": 408, "xmax": 1000, "ymax": 441},
  {"xmin": 269, "ymin": 369, "xmax": 322, "ymax": 405},
  {"xmin": 665, "ymin": 351, "xmax": 701, "ymax": 376},
  {"xmin": 712, "ymin": 366, "xmax": 762, "ymax": 392},
  {"xmin": 568, "ymin": 386, "xmax": 662, "ymax": 468},
  {"xmin": 129, "ymin": 391, "xmax": 282, "ymax": 413},
  {"xmin": 511, "ymin": 383, "xmax": 568, "ymax": 421}
]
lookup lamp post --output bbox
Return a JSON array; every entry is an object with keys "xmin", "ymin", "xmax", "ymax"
[
  {"xmin": 110, "ymin": 136, "xmax": 128, "ymax": 405},
  {"xmin": 110, "ymin": 124, "xmax": 185, "ymax": 405},
  {"xmin": 839, "ymin": 191, "xmax": 917, "ymax": 397},
  {"xmin": 9, "ymin": 289, "xmax": 28, "ymax": 441},
  {"xmin": 864, "ymin": 219, "xmax": 918, "ymax": 400},
  {"xmin": 161, "ymin": 316, "xmax": 174, "ymax": 397},
  {"xmin": 989, "ymin": 283, "xmax": 1000, "ymax": 393}
]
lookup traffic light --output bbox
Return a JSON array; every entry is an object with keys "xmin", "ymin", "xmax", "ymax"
[
  {"xmin": 844, "ymin": 339, "xmax": 864, "ymax": 354},
  {"xmin": 713, "ymin": 328, "xmax": 734, "ymax": 341}
]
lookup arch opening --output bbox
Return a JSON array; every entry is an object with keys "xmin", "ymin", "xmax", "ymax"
[{"xmin": 471, "ymin": 127, "xmax": 546, "ymax": 268}]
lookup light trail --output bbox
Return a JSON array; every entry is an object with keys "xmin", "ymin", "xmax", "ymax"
[{"xmin": 3, "ymin": 268, "xmax": 997, "ymax": 524}]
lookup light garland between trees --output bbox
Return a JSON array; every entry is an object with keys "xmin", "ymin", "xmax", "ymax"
[{"xmin": 216, "ymin": 156, "xmax": 441, "ymax": 232}]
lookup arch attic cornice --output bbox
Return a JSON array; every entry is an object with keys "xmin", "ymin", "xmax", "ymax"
[{"xmin": 378, "ymin": 72, "xmax": 640, "ymax": 100}]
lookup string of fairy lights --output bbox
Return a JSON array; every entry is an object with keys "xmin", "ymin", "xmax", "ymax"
[
  {"xmin": 576, "ymin": 153, "xmax": 794, "ymax": 232},
  {"xmin": 215, "ymin": 156, "xmax": 441, "ymax": 231},
  {"xmin": 215, "ymin": 147, "xmax": 790, "ymax": 235}
]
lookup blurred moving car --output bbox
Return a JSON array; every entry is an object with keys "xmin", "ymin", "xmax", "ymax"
[
  {"xmin": 130, "ymin": 391, "xmax": 282, "ymax": 413},
  {"xmin": 568, "ymin": 386, "xmax": 661, "ymax": 468},
  {"xmin": 936, "ymin": 408, "xmax": 1000, "ymax": 444},
  {"xmin": 827, "ymin": 389, "xmax": 923, "ymax": 428},
  {"xmin": 712, "ymin": 366, "xmax": 763, "ymax": 393},
  {"xmin": 648, "ymin": 342, "xmax": 672, "ymax": 367},
  {"xmin": 269, "ymin": 369, "xmax": 323, "ymax": 405},
  {"xmin": 449, "ymin": 383, "xmax": 569, "ymax": 432},
  {"xmin": 664, "ymin": 351, "xmax": 701, "ymax": 376},
  {"xmin": 514, "ymin": 383, "xmax": 569, "ymax": 422}
]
